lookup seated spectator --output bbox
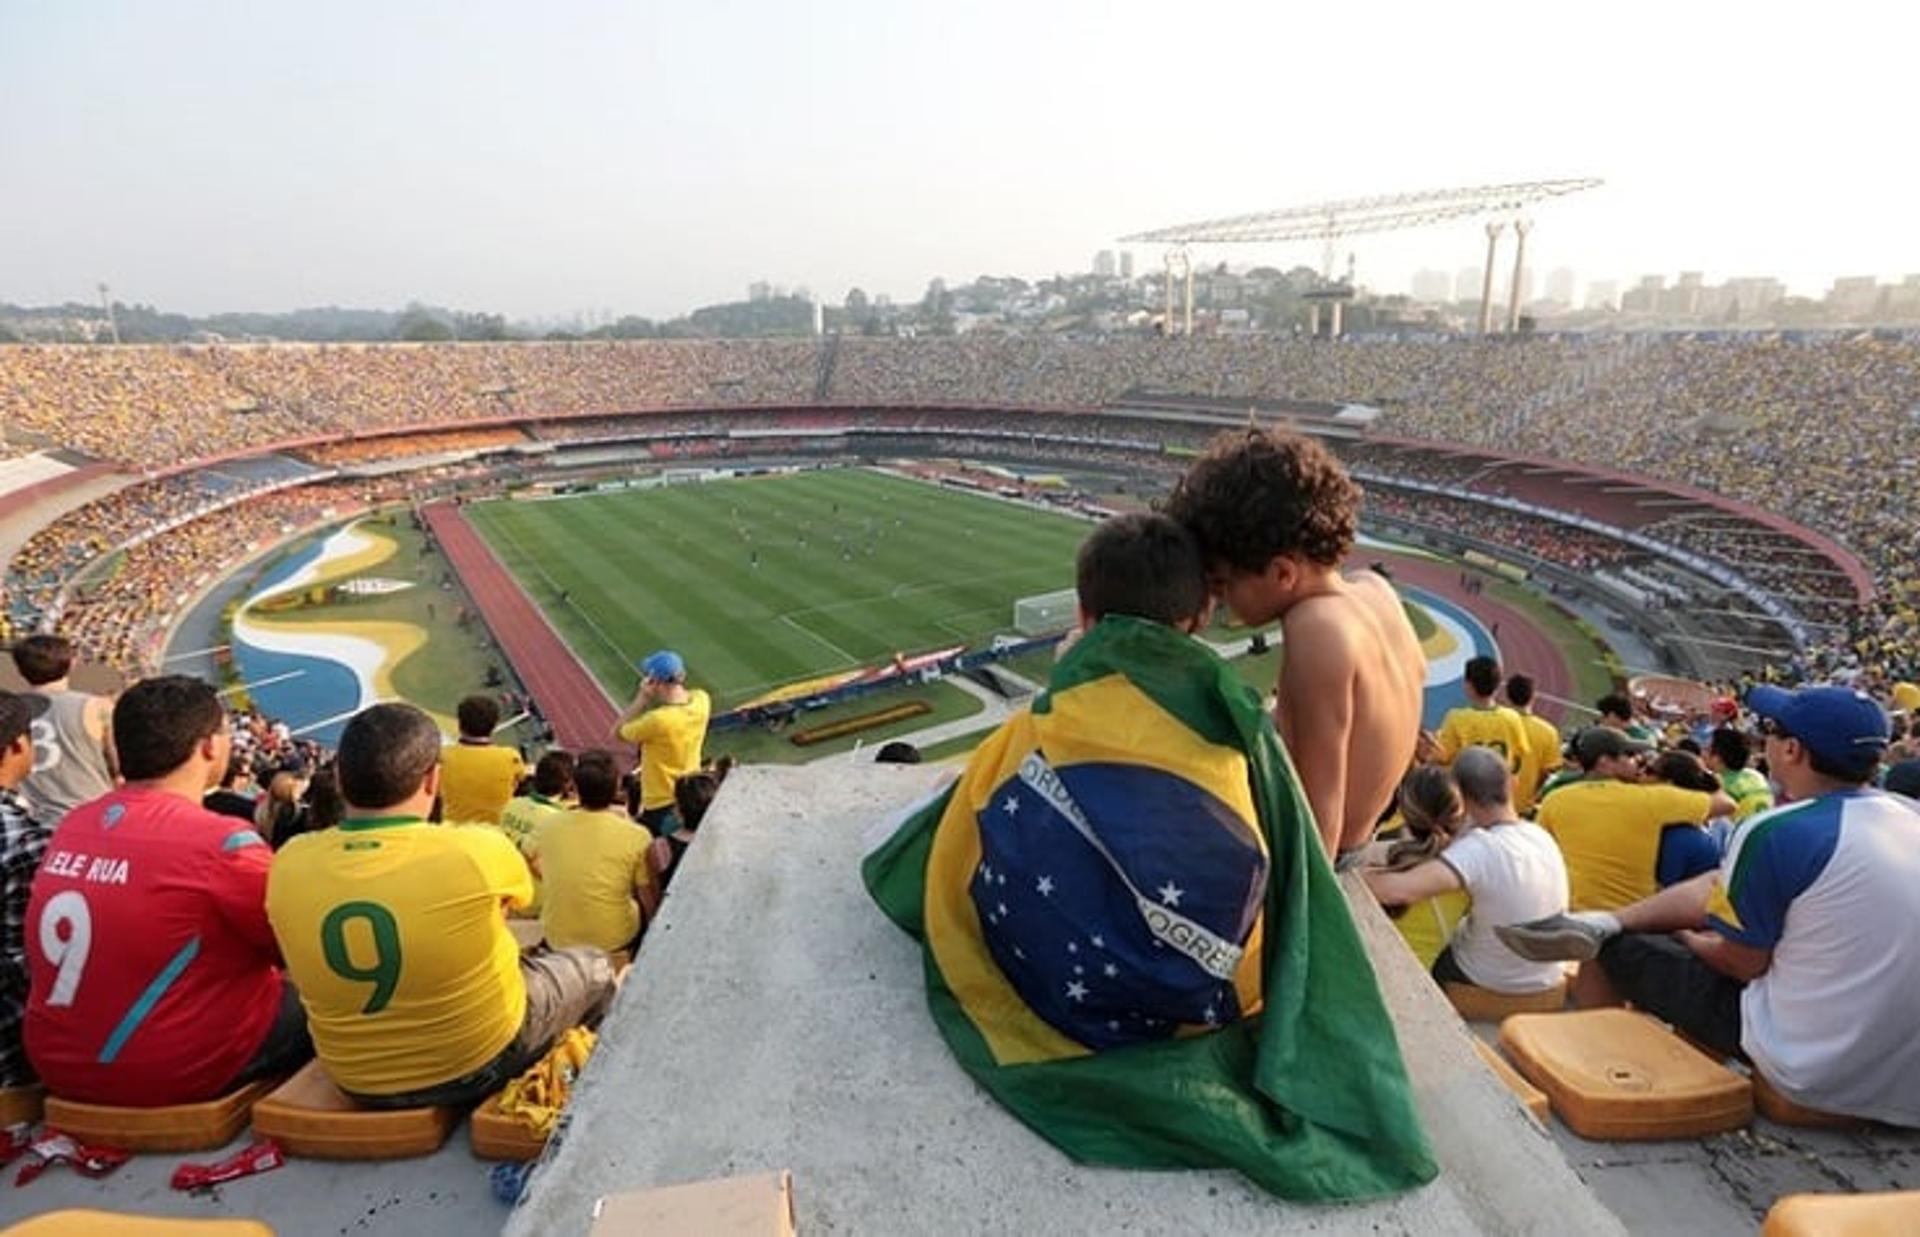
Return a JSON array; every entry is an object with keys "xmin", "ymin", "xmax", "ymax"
[
  {"xmin": 440, "ymin": 695, "xmax": 525, "ymax": 825},
  {"xmin": 11, "ymin": 635, "xmax": 117, "ymax": 828},
  {"xmin": 255, "ymin": 762, "xmax": 310, "ymax": 847},
  {"xmin": 1429, "ymin": 656, "xmax": 1533, "ymax": 812},
  {"xmin": 612, "ymin": 652, "xmax": 711, "ymax": 835},
  {"xmin": 1596, "ymin": 693, "xmax": 1659, "ymax": 744},
  {"xmin": 0, "ymin": 693, "xmax": 52, "ymax": 1089},
  {"xmin": 1366, "ymin": 749, "xmax": 1570, "ymax": 995},
  {"xmin": 203, "ymin": 755, "xmax": 258, "ymax": 823},
  {"xmin": 1498, "ymin": 686, "xmax": 1920, "ymax": 1127},
  {"xmin": 498, "ymin": 750, "xmax": 575, "ymax": 918},
  {"xmin": 1536, "ymin": 728, "xmax": 1734, "ymax": 912},
  {"xmin": 1646, "ymin": 750, "xmax": 1729, "ymax": 886},
  {"xmin": 1503, "ymin": 673, "xmax": 1564, "ymax": 815},
  {"xmin": 659, "ymin": 755, "xmax": 735, "ymax": 891},
  {"xmin": 267, "ymin": 704, "xmax": 614, "ymax": 1110},
  {"xmin": 528, "ymin": 751, "xmax": 655, "ymax": 953},
  {"xmin": 25, "ymin": 676, "xmax": 310, "ymax": 1105},
  {"xmin": 1705, "ymin": 726, "xmax": 1773, "ymax": 822},
  {"xmin": 1372, "ymin": 764, "xmax": 1469, "ymax": 972}
]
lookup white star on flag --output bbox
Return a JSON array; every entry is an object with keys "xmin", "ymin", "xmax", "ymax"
[
  {"xmin": 1065, "ymin": 980, "xmax": 1088, "ymax": 1002},
  {"xmin": 1066, "ymin": 941, "xmax": 1078, "ymax": 954},
  {"xmin": 996, "ymin": 902, "xmax": 1009, "ymax": 917},
  {"xmin": 1103, "ymin": 963, "xmax": 1118, "ymax": 978},
  {"xmin": 1036, "ymin": 875, "xmax": 1055, "ymax": 896},
  {"xmin": 1157, "ymin": 880, "xmax": 1184, "ymax": 908},
  {"xmin": 1090, "ymin": 934, "xmax": 1105, "ymax": 949},
  {"xmin": 1002, "ymin": 796, "xmax": 1020, "ymax": 816},
  {"xmin": 978, "ymin": 862, "xmax": 992, "ymax": 883}
]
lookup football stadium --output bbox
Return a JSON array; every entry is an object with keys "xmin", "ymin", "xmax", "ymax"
[
  {"xmin": 1, "ymin": 333, "xmax": 1916, "ymax": 1233},
  {"xmin": 3, "ymin": 11, "xmax": 1918, "ymax": 1230}
]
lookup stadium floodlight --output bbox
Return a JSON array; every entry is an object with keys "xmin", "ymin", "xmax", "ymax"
[
  {"xmin": 1013, "ymin": 589, "xmax": 1079, "ymax": 637},
  {"xmin": 1118, "ymin": 179, "xmax": 1603, "ymax": 247}
]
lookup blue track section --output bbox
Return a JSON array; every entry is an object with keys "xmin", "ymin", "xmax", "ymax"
[
  {"xmin": 228, "ymin": 533, "xmax": 362, "ymax": 746},
  {"xmin": 1400, "ymin": 585, "xmax": 1496, "ymax": 732}
]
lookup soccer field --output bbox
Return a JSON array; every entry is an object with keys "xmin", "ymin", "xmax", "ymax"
[{"xmin": 464, "ymin": 468, "xmax": 1094, "ymax": 708}]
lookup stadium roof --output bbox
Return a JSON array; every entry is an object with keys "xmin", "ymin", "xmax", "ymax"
[{"xmin": 1119, "ymin": 179, "xmax": 1602, "ymax": 246}]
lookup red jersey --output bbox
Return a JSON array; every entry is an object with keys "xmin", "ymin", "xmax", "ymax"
[{"xmin": 25, "ymin": 786, "xmax": 283, "ymax": 1105}]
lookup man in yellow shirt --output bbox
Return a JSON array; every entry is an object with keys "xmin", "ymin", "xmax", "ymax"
[
  {"xmin": 498, "ymin": 750, "xmax": 575, "ymax": 919},
  {"xmin": 529, "ymin": 750, "xmax": 656, "ymax": 953},
  {"xmin": 267, "ymin": 704, "xmax": 614, "ymax": 1109},
  {"xmin": 611, "ymin": 651, "xmax": 710, "ymax": 835},
  {"xmin": 1503, "ymin": 673, "xmax": 1564, "ymax": 816},
  {"xmin": 1431, "ymin": 657, "xmax": 1533, "ymax": 809},
  {"xmin": 438, "ymin": 695, "xmax": 526, "ymax": 825},
  {"xmin": 1536, "ymin": 728, "xmax": 1735, "ymax": 913}
]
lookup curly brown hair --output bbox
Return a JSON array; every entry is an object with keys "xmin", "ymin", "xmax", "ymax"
[{"xmin": 1160, "ymin": 429, "xmax": 1360, "ymax": 571}]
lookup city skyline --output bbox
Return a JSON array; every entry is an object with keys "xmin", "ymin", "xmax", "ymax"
[{"xmin": 3, "ymin": 1, "xmax": 1916, "ymax": 319}]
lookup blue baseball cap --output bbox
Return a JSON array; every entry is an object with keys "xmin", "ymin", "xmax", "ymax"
[
  {"xmin": 1745, "ymin": 684, "xmax": 1889, "ymax": 776},
  {"xmin": 639, "ymin": 650, "xmax": 685, "ymax": 682}
]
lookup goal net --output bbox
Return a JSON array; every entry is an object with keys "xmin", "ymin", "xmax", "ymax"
[{"xmin": 1012, "ymin": 588, "xmax": 1078, "ymax": 636}]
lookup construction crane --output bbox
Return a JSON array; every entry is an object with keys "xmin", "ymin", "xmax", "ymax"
[{"xmin": 1122, "ymin": 178, "xmax": 1602, "ymax": 335}]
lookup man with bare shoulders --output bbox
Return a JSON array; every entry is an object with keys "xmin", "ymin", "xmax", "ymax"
[{"xmin": 1165, "ymin": 430, "xmax": 1424, "ymax": 863}]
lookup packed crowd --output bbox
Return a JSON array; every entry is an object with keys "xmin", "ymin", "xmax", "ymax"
[
  {"xmin": 1365, "ymin": 486, "xmax": 1637, "ymax": 573},
  {"xmin": 39, "ymin": 483, "xmax": 369, "ymax": 671},
  {"xmin": 296, "ymin": 427, "xmax": 532, "ymax": 467},
  {"xmin": 7, "ymin": 334, "xmax": 1919, "ymax": 684}
]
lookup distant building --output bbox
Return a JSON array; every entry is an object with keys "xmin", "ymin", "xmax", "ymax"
[
  {"xmin": 1584, "ymin": 280, "xmax": 1619, "ymax": 311},
  {"xmin": 749, "ymin": 282, "xmax": 773, "ymax": 302},
  {"xmin": 1724, "ymin": 277, "xmax": 1785, "ymax": 316},
  {"xmin": 1827, "ymin": 276, "xmax": 1881, "ymax": 317},
  {"xmin": 1411, "ymin": 269, "xmax": 1453, "ymax": 304},
  {"xmin": 1545, "ymin": 267, "xmax": 1576, "ymax": 307},
  {"xmin": 1118, "ymin": 251, "xmax": 1134, "ymax": 279},
  {"xmin": 1454, "ymin": 267, "xmax": 1481, "ymax": 302},
  {"xmin": 1092, "ymin": 250, "xmax": 1117, "ymax": 278},
  {"xmin": 1620, "ymin": 275, "xmax": 1666, "ymax": 314}
]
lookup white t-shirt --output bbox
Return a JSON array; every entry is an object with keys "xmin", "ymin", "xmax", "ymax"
[
  {"xmin": 1440, "ymin": 821, "xmax": 1571, "ymax": 994},
  {"xmin": 1707, "ymin": 789, "xmax": 1920, "ymax": 1125}
]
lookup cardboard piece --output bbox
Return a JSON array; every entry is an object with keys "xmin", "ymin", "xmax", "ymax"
[{"xmin": 589, "ymin": 1171, "xmax": 795, "ymax": 1236}]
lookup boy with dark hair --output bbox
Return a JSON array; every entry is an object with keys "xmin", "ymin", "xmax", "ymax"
[
  {"xmin": 11, "ymin": 634, "xmax": 117, "ymax": 828},
  {"xmin": 1431, "ymin": 656, "xmax": 1534, "ymax": 810},
  {"xmin": 499, "ymin": 750, "xmax": 575, "ymax": 918},
  {"xmin": 1502, "ymin": 673, "xmax": 1564, "ymax": 814},
  {"xmin": 1596, "ymin": 693, "xmax": 1658, "ymax": 743},
  {"xmin": 1164, "ymin": 429, "xmax": 1424, "ymax": 860},
  {"xmin": 528, "ymin": 750, "xmax": 656, "ymax": 953},
  {"xmin": 1705, "ymin": 726, "xmax": 1772, "ymax": 821},
  {"xmin": 439, "ymin": 693, "xmax": 525, "ymax": 825},
  {"xmin": 1074, "ymin": 513, "xmax": 1212, "ymax": 630},
  {"xmin": 268, "ymin": 703, "xmax": 613, "ymax": 1109},
  {"xmin": 26, "ymin": 676, "xmax": 309, "ymax": 1105}
]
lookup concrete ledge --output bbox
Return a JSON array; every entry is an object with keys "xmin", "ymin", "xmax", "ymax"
[{"xmin": 511, "ymin": 765, "xmax": 1624, "ymax": 1235}]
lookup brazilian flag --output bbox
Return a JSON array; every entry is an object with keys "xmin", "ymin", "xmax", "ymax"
[{"xmin": 863, "ymin": 616, "xmax": 1436, "ymax": 1200}]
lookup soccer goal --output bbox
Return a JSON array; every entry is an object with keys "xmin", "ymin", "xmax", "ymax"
[{"xmin": 1012, "ymin": 588, "xmax": 1078, "ymax": 636}]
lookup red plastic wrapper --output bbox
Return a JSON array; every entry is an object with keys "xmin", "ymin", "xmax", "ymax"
[
  {"xmin": 170, "ymin": 1138, "xmax": 286, "ymax": 1191},
  {"xmin": 0, "ymin": 1126, "xmax": 30, "ymax": 1168},
  {"xmin": 13, "ymin": 1131, "xmax": 130, "ymax": 1186}
]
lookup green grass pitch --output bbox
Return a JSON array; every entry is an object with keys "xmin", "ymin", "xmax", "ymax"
[{"xmin": 463, "ymin": 468, "xmax": 1094, "ymax": 709}]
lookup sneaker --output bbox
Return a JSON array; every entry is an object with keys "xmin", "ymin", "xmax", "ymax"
[{"xmin": 1495, "ymin": 914, "xmax": 1611, "ymax": 962}]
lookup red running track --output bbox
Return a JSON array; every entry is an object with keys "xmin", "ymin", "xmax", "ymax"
[
  {"xmin": 423, "ymin": 502, "xmax": 619, "ymax": 753},
  {"xmin": 1366, "ymin": 550, "xmax": 1580, "ymax": 726}
]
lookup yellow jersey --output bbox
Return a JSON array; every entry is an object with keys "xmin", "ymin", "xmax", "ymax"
[
  {"xmin": 439, "ymin": 742, "xmax": 526, "ymax": 826},
  {"xmin": 1436, "ymin": 704, "xmax": 1532, "ymax": 788},
  {"xmin": 266, "ymin": 817, "xmax": 532, "ymax": 1096},
  {"xmin": 497, "ymin": 793, "xmax": 566, "ymax": 917},
  {"xmin": 1394, "ymin": 890, "xmax": 1471, "ymax": 971},
  {"xmin": 1513, "ymin": 712, "xmax": 1564, "ymax": 817},
  {"xmin": 530, "ymin": 808, "xmax": 653, "ymax": 953},
  {"xmin": 617, "ymin": 690, "xmax": 711, "ymax": 811},
  {"xmin": 1536, "ymin": 780, "xmax": 1712, "ymax": 911}
]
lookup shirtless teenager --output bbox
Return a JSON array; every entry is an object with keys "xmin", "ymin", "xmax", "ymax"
[{"xmin": 1165, "ymin": 430, "xmax": 1425, "ymax": 862}]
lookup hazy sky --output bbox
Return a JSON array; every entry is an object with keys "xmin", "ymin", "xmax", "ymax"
[{"xmin": 3, "ymin": 0, "xmax": 1915, "ymax": 319}]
